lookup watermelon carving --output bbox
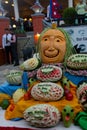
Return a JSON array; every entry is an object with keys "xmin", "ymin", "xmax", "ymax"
[
  {"xmin": 24, "ymin": 104, "xmax": 61, "ymax": 128},
  {"xmin": 20, "ymin": 57, "xmax": 41, "ymax": 71},
  {"xmin": 31, "ymin": 82, "xmax": 64, "ymax": 101},
  {"xmin": 6, "ymin": 70, "xmax": 22, "ymax": 85},
  {"xmin": 77, "ymin": 81, "xmax": 87, "ymax": 111},
  {"xmin": 37, "ymin": 65, "xmax": 62, "ymax": 82},
  {"xmin": 67, "ymin": 54, "xmax": 87, "ymax": 70}
]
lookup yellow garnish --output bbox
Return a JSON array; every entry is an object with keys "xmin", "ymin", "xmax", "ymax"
[{"xmin": 51, "ymin": 22, "xmax": 57, "ymax": 29}]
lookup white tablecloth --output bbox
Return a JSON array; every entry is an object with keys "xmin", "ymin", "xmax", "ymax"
[{"xmin": 0, "ymin": 108, "xmax": 81, "ymax": 130}]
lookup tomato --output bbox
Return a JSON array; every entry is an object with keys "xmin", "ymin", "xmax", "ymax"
[
  {"xmin": 24, "ymin": 93, "xmax": 29, "ymax": 100},
  {"xmin": 9, "ymin": 104, "xmax": 15, "ymax": 111},
  {"xmin": 65, "ymin": 92, "xmax": 73, "ymax": 101}
]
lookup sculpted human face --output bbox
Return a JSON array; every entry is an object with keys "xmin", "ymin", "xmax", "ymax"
[{"xmin": 40, "ymin": 29, "xmax": 66, "ymax": 63}]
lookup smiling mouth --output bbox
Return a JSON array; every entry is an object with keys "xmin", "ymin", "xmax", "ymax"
[{"xmin": 44, "ymin": 50, "xmax": 59, "ymax": 58}]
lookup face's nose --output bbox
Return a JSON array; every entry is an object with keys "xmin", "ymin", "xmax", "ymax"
[
  {"xmin": 66, "ymin": 113, "xmax": 70, "ymax": 116},
  {"xmin": 49, "ymin": 36, "xmax": 55, "ymax": 47}
]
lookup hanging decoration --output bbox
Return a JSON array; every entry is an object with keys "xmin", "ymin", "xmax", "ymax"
[{"xmin": 50, "ymin": 0, "xmax": 62, "ymax": 19}]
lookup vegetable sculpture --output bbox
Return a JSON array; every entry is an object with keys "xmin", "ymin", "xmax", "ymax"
[
  {"xmin": 62, "ymin": 105, "xmax": 74, "ymax": 127},
  {"xmin": 38, "ymin": 23, "xmax": 76, "ymax": 65},
  {"xmin": 13, "ymin": 88, "xmax": 26, "ymax": 103},
  {"xmin": 20, "ymin": 57, "xmax": 41, "ymax": 71},
  {"xmin": 6, "ymin": 70, "xmax": 22, "ymax": 85},
  {"xmin": 61, "ymin": 77, "xmax": 73, "ymax": 101}
]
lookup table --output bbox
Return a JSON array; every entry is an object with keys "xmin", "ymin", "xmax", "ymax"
[{"xmin": 0, "ymin": 109, "xmax": 81, "ymax": 130}]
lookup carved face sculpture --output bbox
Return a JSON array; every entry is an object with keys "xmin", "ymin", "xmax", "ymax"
[
  {"xmin": 62, "ymin": 105, "xmax": 74, "ymax": 127},
  {"xmin": 61, "ymin": 77, "xmax": 70, "ymax": 89},
  {"xmin": 39, "ymin": 29, "xmax": 66, "ymax": 63}
]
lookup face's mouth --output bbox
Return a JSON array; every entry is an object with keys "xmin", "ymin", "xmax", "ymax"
[
  {"xmin": 65, "ymin": 115, "xmax": 70, "ymax": 121},
  {"xmin": 44, "ymin": 50, "xmax": 59, "ymax": 58}
]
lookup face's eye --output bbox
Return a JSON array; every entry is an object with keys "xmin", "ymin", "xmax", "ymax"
[
  {"xmin": 44, "ymin": 38, "xmax": 48, "ymax": 41},
  {"xmin": 64, "ymin": 83, "xmax": 67, "ymax": 86},
  {"xmin": 29, "ymin": 78, "xmax": 34, "ymax": 83},
  {"xmin": 56, "ymin": 39, "xmax": 60, "ymax": 42},
  {"xmin": 31, "ymin": 78, "xmax": 34, "ymax": 81},
  {"xmin": 71, "ymin": 109, "xmax": 74, "ymax": 112},
  {"xmin": 55, "ymin": 36, "xmax": 65, "ymax": 42},
  {"xmin": 63, "ymin": 109, "xmax": 66, "ymax": 112}
]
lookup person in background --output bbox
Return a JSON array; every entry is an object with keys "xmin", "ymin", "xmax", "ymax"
[
  {"xmin": 2, "ymin": 28, "xmax": 12, "ymax": 65},
  {"xmin": 10, "ymin": 29, "xmax": 19, "ymax": 66},
  {"xmin": 85, "ymin": 0, "xmax": 87, "ymax": 20},
  {"xmin": 75, "ymin": 0, "xmax": 86, "ymax": 24}
]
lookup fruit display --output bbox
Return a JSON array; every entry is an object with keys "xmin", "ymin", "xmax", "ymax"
[{"xmin": 1, "ymin": 23, "xmax": 86, "ymax": 130}]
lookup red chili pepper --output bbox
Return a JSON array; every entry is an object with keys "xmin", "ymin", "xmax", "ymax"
[{"xmin": 9, "ymin": 104, "xmax": 15, "ymax": 111}]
